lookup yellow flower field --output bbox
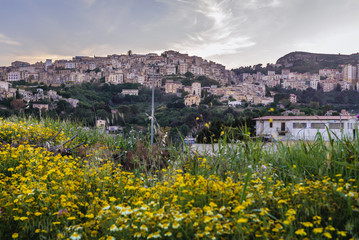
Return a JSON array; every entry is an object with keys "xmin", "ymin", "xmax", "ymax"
[{"xmin": 0, "ymin": 118, "xmax": 358, "ymax": 239}]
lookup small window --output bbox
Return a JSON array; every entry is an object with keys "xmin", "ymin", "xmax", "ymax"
[
  {"xmin": 269, "ymin": 122, "xmax": 273, "ymax": 128},
  {"xmin": 293, "ymin": 122, "xmax": 307, "ymax": 129},
  {"xmin": 311, "ymin": 123, "xmax": 326, "ymax": 129}
]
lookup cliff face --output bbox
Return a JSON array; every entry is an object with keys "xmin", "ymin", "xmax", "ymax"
[{"xmin": 276, "ymin": 51, "xmax": 359, "ymax": 68}]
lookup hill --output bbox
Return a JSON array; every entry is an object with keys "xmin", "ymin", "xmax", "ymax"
[{"xmin": 276, "ymin": 51, "xmax": 359, "ymax": 72}]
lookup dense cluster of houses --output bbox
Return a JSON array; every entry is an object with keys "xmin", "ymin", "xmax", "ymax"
[
  {"xmin": 0, "ymin": 50, "xmax": 275, "ymax": 107},
  {"xmin": 1, "ymin": 50, "xmax": 359, "ymax": 110},
  {"xmin": 240, "ymin": 64, "xmax": 359, "ymax": 92}
]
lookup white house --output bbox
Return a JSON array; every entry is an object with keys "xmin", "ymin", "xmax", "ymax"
[{"xmin": 254, "ymin": 115, "xmax": 357, "ymax": 141}]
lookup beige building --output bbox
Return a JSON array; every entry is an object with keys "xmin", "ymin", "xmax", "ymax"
[
  {"xmin": 178, "ymin": 63, "xmax": 188, "ymax": 74},
  {"xmin": 343, "ymin": 64, "xmax": 357, "ymax": 84},
  {"xmin": 165, "ymin": 80, "xmax": 182, "ymax": 94},
  {"xmin": 184, "ymin": 94, "xmax": 200, "ymax": 106},
  {"xmin": 33, "ymin": 103, "xmax": 49, "ymax": 111}
]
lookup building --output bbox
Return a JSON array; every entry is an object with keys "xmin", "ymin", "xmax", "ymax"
[
  {"xmin": 32, "ymin": 103, "xmax": 49, "ymax": 111},
  {"xmin": 184, "ymin": 94, "xmax": 200, "ymax": 106},
  {"xmin": 45, "ymin": 59, "xmax": 52, "ymax": 71},
  {"xmin": 65, "ymin": 62, "xmax": 76, "ymax": 69},
  {"xmin": 228, "ymin": 101, "xmax": 242, "ymax": 107},
  {"xmin": 106, "ymin": 70, "xmax": 124, "ymax": 85},
  {"xmin": 11, "ymin": 61, "xmax": 30, "ymax": 68},
  {"xmin": 191, "ymin": 82, "xmax": 201, "ymax": 97},
  {"xmin": 254, "ymin": 115, "xmax": 357, "ymax": 141},
  {"xmin": 122, "ymin": 89, "xmax": 139, "ymax": 96},
  {"xmin": 166, "ymin": 65, "xmax": 176, "ymax": 75},
  {"xmin": 165, "ymin": 80, "xmax": 182, "ymax": 94},
  {"xmin": 343, "ymin": 64, "xmax": 357, "ymax": 84},
  {"xmin": 0, "ymin": 81, "xmax": 10, "ymax": 91},
  {"xmin": 96, "ymin": 120, "xmax": 106, "ymax": 129},
  {"xmin": 289, "ymin": 94, "xmax": 297, "ymax": 103},
  {"xmin": 8, "ymin": 71, "xmax": 21, "ymax": 81},
  {"xmin": 65, "ymin": 98, "xmax": 79, "ymax": 108},
  {"xmin": 178, "ymin": 63, "xmax": 188, "ymax": 74}
]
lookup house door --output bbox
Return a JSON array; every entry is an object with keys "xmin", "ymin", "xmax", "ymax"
[{"xmin": 279, "ymin": 122, "xmax": 286, "ymax": 136}]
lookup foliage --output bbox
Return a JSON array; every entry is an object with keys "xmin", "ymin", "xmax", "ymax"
[{"xmin": 0, "ymin": 118, "xmax": 358, "ymax": 239}]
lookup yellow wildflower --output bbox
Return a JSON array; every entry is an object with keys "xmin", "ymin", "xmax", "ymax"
[
  {"xmin": 295, "ymin": 229, "xmax": 307, "ymax": 236},
  {"xmin": 323, "ymin": 232, "xmax": 332, "ymax": 239}
]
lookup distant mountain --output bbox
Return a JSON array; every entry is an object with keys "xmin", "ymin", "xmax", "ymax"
[{"xmin": 276, "ymin": 51, "xmax": 359, "ymax": 72}]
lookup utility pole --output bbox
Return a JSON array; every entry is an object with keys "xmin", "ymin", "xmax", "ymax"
[{"xmin": 151, "ymin": 64, "xmax": 156, "ymax": 145}]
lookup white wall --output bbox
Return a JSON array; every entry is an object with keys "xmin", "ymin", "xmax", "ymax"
[{"xmin": 256, "ymin": 119, "xmax": 357, "ymax": 141}]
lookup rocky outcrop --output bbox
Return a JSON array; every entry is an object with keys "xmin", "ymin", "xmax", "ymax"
[{"xmin": 276, "ymin": 51, "xmax": 359, "ymax": 68}]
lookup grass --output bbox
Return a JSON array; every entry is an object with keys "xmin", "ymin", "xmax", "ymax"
[{"xmin": 0, "ymin": 116, "xmax": 358, "ymax": 239}]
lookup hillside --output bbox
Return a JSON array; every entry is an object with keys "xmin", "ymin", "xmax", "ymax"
[{"xmin": 276, "ymin": 51, "xmax": 359, "ymax": 72}]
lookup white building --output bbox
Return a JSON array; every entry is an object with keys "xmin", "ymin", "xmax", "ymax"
[
  {"xmin": 106, "ymin": 70, "xmax": 124, "ymax": 85},
  {"xmin": 122, "ymin": 89, "xmax": 139, "ymax": 96},
  {"xmin": 188, "ymin": 66, "xmax": 204, "ymax": 75},
  {"xmin": 8, "ymin": 71, "xmax": 21, "ymax": 81},
  {"xmin": 228, "ymin": 101, "xmax": 242, "ymax": 107},
  {"xmin": 65, "ymin": 62, "xmax": 76, "ymax": 69},
  {"xmin": 166, "ymin": 65, "xmax": 176, "ymax": 75},
  {"xmin": 191, "ymin": 82, "xmax": 201, "ymax": 97},
  {"xmin": 0, "ymin": 81, "xmax": 10, "ymax": 91},
  {"xmin": 254, "ymin": 115, "xmax": 357, "ymax": 141}
]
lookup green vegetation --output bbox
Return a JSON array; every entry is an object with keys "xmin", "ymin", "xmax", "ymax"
[{"xmin": 0, "ymin": 117, "xmax": 358, "ymax": 239}]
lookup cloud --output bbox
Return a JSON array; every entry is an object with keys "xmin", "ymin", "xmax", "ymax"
[
  {"xmin": 82, "ymin": 0, "xmax": 96, "ymax": 8},
  {"xmin": 0, "ymin": 33, "xmax": 21, "ymax": 46},
  {"xmin": 167, "ymin": 0, "xmax": 257, "ymax": 57},
  {"xmin": 243, "ymin": 0, "xmax": 281, "ymax": 9}
]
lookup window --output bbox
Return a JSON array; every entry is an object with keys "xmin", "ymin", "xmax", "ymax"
[
  {"xmin": 293, "ymin": 122, "xmax": 307, "ymax": 129},
  {"xmin": 311, "ymin": 123, "xmax": 325, "ymax": 129},
  {"xmin": 269, "ymin": 122, "xmax": 273, "ymax": 128},
  {"xmin": 329, "ymin": 123, "xmax": 343, "ymax": 129}
]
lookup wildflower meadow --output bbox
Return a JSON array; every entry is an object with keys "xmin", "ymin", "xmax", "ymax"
[{"xmin": 0, "ymin": 117, "xmax": 358, "ymax": 239}]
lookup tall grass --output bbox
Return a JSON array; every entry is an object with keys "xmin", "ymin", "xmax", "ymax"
[{"xmin": 1, "ymin": 117, "xmax": 358, "ymax": 239}]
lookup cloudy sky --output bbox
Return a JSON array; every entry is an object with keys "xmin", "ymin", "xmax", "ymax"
[{"xmin": 0, "ymin": 0, "xmax": 358, "ymax": 68}]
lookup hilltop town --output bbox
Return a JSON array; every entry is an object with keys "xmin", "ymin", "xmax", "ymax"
[{"xmin": 1, "ymin": 50, "xmax": 359, "ymax": 110}]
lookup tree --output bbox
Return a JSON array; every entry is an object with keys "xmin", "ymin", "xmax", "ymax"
[
  {"xmin": 128, "ymin": 50, "xmax": 132, "ymax": 56},
  {"xmin": 335, "ymin": 84, "xmax": 341, "ymax": 92},
  {"xmin": 184, "ymin": 72, "xmax": 194, "ymax": 79},
  {"xmin": 10, "ymin": 99, "xmax": 26, "ymax": 111}
]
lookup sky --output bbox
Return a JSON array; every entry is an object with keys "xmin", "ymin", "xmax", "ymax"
[{"xmin": 0, "ymin": 0, "xmax": 358, "ymax": 69}]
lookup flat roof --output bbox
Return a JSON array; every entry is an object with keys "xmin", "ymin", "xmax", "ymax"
[{"xmin": 253, "ymin": 116, "xmax": 355, "ymax": 121}]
